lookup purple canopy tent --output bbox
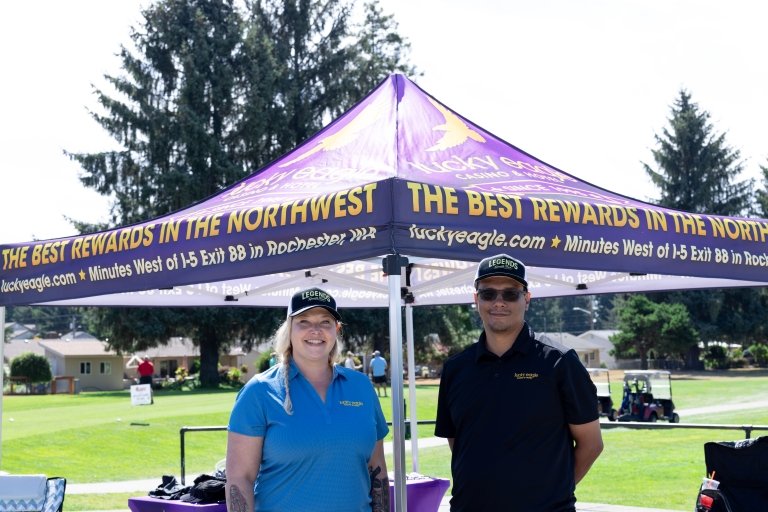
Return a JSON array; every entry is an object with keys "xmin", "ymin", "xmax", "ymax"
[{"xmin": 2, "ymin": 74, "xmax": 768, "ymax": 510}]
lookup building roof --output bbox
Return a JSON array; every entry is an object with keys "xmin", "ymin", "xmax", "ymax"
[
  {"xmin": 537, "ymin": 332, "xmax": 602, "ymax": 350},
  {"xmin": 4, "ymin": 321, "xmax": 38, "ymax": 340},
  {"xmin": 578, "ymin": 330, "xmax": 619, "ymax": 349},
  {"xmin": 138, "ymin": 337, "xmax": 243, "ymax": 358},
  {"xmin": 60, "ymin": 330, "xmax": 99, "ymax": 341},
  {"xmin": 3, "ymin": 338, "xmax": 47, "ymax": 360},
  {"xmin": 39, "ymin": 340, "xmax": 120, "ymax": 357}
]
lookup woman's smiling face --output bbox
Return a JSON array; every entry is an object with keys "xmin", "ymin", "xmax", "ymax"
[{"xmin": 290, "ymin": 308, "xmax": 339, "ymax": 365}]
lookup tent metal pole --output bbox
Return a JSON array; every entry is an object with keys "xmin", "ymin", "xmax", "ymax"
[
  {"xmin": 384, "ymin": 255, "xmax": 407, "ymax": 512},
  {"xmin": 0, "ymin": 305, "xmax": 5, "ymax": 467},
  {"xmin": 405, "ymin": 303, "xmax": 419, "ymax": 472}
]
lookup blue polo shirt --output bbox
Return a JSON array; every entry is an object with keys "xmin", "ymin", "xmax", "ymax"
[
  {"xmin": 370, "ymin": 356, "xmax": 387, "ymax": 377},
  {"xmin": 228, "ymin": 361, "xmax": 389, "ymax": 512},
  {"xmin": 435, "ymin": 325, "xmax": 599, "ymax": 511}
]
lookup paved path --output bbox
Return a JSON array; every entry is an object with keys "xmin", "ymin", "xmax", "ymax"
[
  {"xmin": 676, "ymin": 398, "xmax": 768, "ymax": 417},
  {"xmin": 69, "ymin": 435, "xmax": 681, "ymax": 512}
]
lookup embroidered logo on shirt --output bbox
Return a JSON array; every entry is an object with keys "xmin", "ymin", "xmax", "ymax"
[
  {"xmin": 514, "ymin": 372, "xmax": 539, "ymax": 380},
  {"xmin": 339, "ymin": 400, "xmax": 364, "ymax": 407}
]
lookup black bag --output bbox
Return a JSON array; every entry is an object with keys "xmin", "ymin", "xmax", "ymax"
[{"xmin": 695, "ymin": 436, "xmax": 768, "ymax": 512}]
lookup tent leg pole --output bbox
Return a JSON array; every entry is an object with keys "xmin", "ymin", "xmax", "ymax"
[
  {"xmin": 384, "ymin": 255, "xmax": 407, "ymax": 512},
  {"xmin": 405, "ymin": 303, "xmax": 419, "ymax": 472}
]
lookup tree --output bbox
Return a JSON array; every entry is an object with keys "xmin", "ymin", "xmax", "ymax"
[
  {"xmin": 643, "ymin": 89, "xmax": 753, "ymax": 216},
  {"xmin": 527, "ymin": 296, "xmax": 604, "ymax": 335},
  {"xmin": 757, "ymin": 160, "xmax": 768, "ymax": 217},
  {"xmin": 68, "ymin": 0, "xmax": 416, "ymax": 387},
  {"xmin": 341, "ymin": 304, "xmax": 476, "ymax": 363},
  {"xmin": 642, "ymin": 90, "xmax": 757, "ymax": 365},
  {"xmin": 611, "ymin": 295, "xmax": 697, "ymax": 369},
  {"xmin": 11, "ymin": 353, "xmax": 53, "ymax": 384},
  {"xmin": 7, "ymin": 306, "xmax": 86, "ymax": 338}
]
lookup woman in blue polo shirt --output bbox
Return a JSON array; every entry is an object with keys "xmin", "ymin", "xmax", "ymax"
[{"xmin": 225, "ymin": 287, "xmax": 389, "ymax": 512}]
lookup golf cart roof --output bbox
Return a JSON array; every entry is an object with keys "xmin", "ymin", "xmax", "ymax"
[{"xmin": 623, "ymin": 370, "xmax": 671, "ymax": 380}]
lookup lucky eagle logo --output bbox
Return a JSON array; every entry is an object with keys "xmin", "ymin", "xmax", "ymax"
[{"xmin": 278, "ymin": 90, "xmax": 487, "ymax": 166}]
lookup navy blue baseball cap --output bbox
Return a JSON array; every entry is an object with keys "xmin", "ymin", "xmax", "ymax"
[
  {"xmin": 288, "ymin": 287, "xmax": 342, "ymax": 321},
  {"xmin": 474, "ymin": 254, "xmax": 528, "ymax": 288}
]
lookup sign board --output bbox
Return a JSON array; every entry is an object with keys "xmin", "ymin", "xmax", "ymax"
[{"xmin": 130, "ymin": 384, "xmax": 152, "ymax": 406}]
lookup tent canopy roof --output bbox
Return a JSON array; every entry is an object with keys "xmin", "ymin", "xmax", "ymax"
[{"xmin": 2, "ymin": 74, "xmax": 767, "ymax": 308}]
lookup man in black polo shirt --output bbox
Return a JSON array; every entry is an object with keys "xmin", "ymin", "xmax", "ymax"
[{"xmin": 435, "ymin": 254, "xmax": 604, "ymax": 511}]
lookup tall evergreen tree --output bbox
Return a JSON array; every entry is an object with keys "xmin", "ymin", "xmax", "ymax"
[
  {"xmin": 68, "ymin": 0, "xmax": 416, "ymax": 387},
  {"xmin": 643, "ymin": 89, "xmax": 753, "ymax": 216},
  {"xmin": 757, "ymin": 160, "xmax": 768, "ymax": 217},
  {"xmin": 642, "ymin": 90, "xmax": 758, "ymax": 366}
]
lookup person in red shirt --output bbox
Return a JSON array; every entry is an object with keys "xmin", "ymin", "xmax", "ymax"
[
  {"xmin": 137, "ymin": 356, "xmax": 154, "ymax": 385},
  {"xmin": 137, "ymin": 356, "xmax": 155, "ymax": 404}
]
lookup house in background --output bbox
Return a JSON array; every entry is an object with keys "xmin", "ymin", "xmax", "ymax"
[
  {"xmin": 39, "ymin": 339, "xmax": 124, "ymax": 392},
  {"xmin": 537, "ymin": 332, "xmax": 603, "ymax": 368},
  {"xmin": 5, "ymin": 327, "xmax": 265, "ymax": 391},
  {"xmin": 578, "ymin": 330, "xmax": 619, "ymax": 369},
  {"xmin": 126, "ymin": 337, "xmax": 252, "ymax": 381},
  {"xmin": 4, "ymin": 321, "xmax": 37, "ymax": 340},
  {"xmin": 3, "ymin": 338, "xmax": 47, "ymax": 365}
]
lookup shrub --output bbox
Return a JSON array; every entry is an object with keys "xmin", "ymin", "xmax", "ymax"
[
  {"xmin": 257, "ymin": 351, "xmax": 273, "ymax": 372},
  {"xmin": 748, "ymin": 343, "xmax": 768, "ymax": 367},
  {"xmin": 702, "ymin": 345, "xmax": 729, "ymax": 370},
  {"xmin": 10, "ymin": 353, "xmax": 52, "ymax": 383},
  {"xmin": 227, "ymin": 367, "xmax": 242, "ymax": 384}
]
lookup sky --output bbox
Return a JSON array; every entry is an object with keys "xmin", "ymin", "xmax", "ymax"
[{"xmin": 2, "ymin": 0, "xmax": 767, "ymax": 244}]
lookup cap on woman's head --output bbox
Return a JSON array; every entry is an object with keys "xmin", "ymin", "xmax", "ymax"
[
  {"xmin": 474, "ymin": 253, "xmax": 528, "ymax": 288},
  {"xmin": 288, "ymin": 287, "xmax": 342, "ymax": 321}
]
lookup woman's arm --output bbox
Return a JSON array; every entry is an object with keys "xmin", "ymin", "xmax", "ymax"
[
  {"xmin": 225, "ymin": 431, "xmax": 263, "ymax": 512},
  {"xmin": 367, "ymin": 439, "xmax": 389, "ymax": 512}
]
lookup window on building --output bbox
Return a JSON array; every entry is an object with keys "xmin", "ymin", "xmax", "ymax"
[
  {"xmin": 100, "ymin": 362, "xmax": 112, "ymax": 375},
  {"xmin": 80, "ymin": 361, "xmax": 91, "ymax": 374}
]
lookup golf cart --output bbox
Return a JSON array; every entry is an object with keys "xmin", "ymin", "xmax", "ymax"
[
  {"xmin": 587, "ymin": 368, "xmax": 617, "ymax": 421},
  {"xmin": 617, "ymin": 370, "xmax": 679, "ymax": 423}
]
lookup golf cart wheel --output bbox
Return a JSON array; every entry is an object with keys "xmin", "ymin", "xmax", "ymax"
[
  {"xmin": 648, "ymin": 412, "xmax": 658, "ymax": 422},
  {"xmin": 670, "ymin": 413, "xmax": 680, "ymax": 423},
  {"xmin": 609, "ymin": 409, "xmax": 617, "ymax": 422}
]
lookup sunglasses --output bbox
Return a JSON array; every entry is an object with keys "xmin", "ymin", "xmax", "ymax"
[{"xmin": 477, "ymin": 288, "xmax": 526, "ymax": 302}]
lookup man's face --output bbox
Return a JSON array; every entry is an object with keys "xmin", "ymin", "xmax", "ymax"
[{"xmin": 474, "ymin": 276, "xmax": 530, "ymax": 334}]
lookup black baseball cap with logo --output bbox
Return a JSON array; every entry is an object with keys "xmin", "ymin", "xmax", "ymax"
[
  {"xmin": 474, "ymin": 254, "xmax": 528, "ymax": 288},
  {"xmin": 288, "ymin": 287, "xmax": 342, "ymax": 321}
]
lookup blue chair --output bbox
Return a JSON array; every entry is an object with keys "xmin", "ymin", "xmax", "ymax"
[{"xmin": 0, "ymin": 475, "xmax": 66, "ymax": 512}]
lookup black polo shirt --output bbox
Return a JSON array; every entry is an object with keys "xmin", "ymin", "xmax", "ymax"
[{"xmin": 435, "ymin": 324, "xmax": 598, "ymax": 512}]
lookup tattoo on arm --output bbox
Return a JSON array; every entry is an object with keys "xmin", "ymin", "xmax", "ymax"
[
  {"xmin": 228, "ymin": 485, "xmax": 248, "ymax": 512},
  {"xmin": 369, "ymin": 465, "xmax": 389, "ymax": 512}
]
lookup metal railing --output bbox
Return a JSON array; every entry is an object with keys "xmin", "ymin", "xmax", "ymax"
[
  {"xmin": 600, "ymin": 421, "xmax": 768, "ymax": 438},
  {"xmin": 179, "ymin": 421, "xmax": 768, "ymax": 484}
]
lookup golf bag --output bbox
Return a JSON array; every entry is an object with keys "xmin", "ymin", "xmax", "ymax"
[{"xmin": 694, "ymin": 436, "xmax": 768, "ymax": 512}]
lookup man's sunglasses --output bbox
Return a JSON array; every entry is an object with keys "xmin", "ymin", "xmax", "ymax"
[{"xmin": 477, "ymin": 288, "xmax": 527, "ymax": 302}]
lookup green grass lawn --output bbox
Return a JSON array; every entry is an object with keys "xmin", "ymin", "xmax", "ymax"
[{"xmin": 3, "ymin": 372, "xmax": 768, "ymax": 511}]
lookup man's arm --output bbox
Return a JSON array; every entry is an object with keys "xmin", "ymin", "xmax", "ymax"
[
  {"xmin": 368, "ymin": 440, "xmax": 389, "ymax": 512},
  {"xmin": 225, "ymin": 431, "xmax": 263, "ymax": 512},
  {"xmin": 569, "ymin": 419, "xmax": 603, "ymax": 484}
]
